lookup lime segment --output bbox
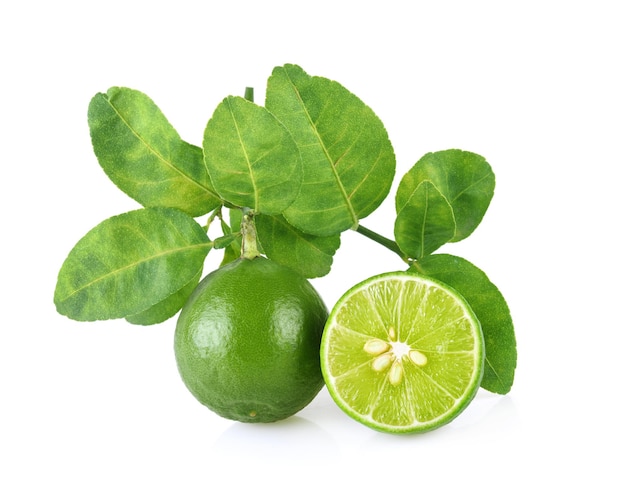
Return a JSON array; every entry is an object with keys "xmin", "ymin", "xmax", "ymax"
[{"xmin": 321, "ymin": 271, "xmax": 484, "ymax": 433}]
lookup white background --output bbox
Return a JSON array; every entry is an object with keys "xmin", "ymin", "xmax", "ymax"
[{"xmin": 2, "ymin": 1, "xmax": 624, "ymax": 485}]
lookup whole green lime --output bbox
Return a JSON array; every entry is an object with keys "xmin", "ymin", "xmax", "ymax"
[{"xmin": 174, "ymin": 256, "xmax": 328, "ymax": 423}]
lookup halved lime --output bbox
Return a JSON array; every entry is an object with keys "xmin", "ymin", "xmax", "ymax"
[{"xmin": 320, "ymin": 271, "xmax": 484, "ymax": 434}]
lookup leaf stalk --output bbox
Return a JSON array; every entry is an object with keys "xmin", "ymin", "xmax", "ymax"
[{"xmin": 355, "ymin": 225, "xmax": 409, "ymax": 263}]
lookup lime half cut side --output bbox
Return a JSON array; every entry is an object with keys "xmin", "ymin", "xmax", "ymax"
[{"xmin": 320, "ymin": 271, "xmax": 485, "ymax": 434}]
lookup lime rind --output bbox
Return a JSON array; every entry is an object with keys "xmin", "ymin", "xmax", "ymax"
[
  {"xmin": 320, "ymin": 271, "xmax": 485, "ymax": 434},
  {"xmin": 175, "ymin": 257, "xmax": 328, "ymax": 423}
]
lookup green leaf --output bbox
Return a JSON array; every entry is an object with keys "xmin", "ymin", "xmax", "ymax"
[
  {"xmin": 413, "ymin": 254, "xmax": 517, "ymax": 394},
  {"xmin": 212, "ymin": 234, "xmax": 238, "ymax": 250},
  {"xmin": 394, "ymin": 180, "xmax": 456, "ymax": 259},
  {"xmin": 396, "ymin": 149, "xmax": 495, "ymax": 243},
  {"xmin": 266, "ymin": 64, "xmax": 396, "ymax": 236},
  {"xmin": 203, "ymin": 96, "xmax": 302, "ymax": 215},
  {"xmin": 54, "ymin": 207, "xmax": 211, "ymax": 322},
  {"xmin": 255, "ymin": 214, "xmax": 341, "ymax": 278},
  {"xmin": 125, "ymin": 268, "xmax": 202, "ymax": 325},
  {"xmin": 88, "ymin": 87, "xmax": 221, "ymax": 217}
]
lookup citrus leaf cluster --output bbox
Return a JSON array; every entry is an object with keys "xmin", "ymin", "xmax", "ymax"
[
  {"xmin": 394, "ymin": 150, "xmax": 516, "ymax": 394},
  {"xmin": 54, "ymin": 64, "xmax": 394, "ymax": 323},
  {"xmin": 53, "ymin": 63, "xmax": 516, "ymax": 395},
  {"xmin": 395, "ymin": 150, "xmax": 495, "ymax": 259}
]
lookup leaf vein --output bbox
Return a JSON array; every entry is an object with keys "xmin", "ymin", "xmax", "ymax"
[
  {"xmin": 106, "ymin": 96, "xmax": 217, "ymax": 199},
  {"xmin": 59, "ymin": 242, "xmax": 212, "ymax": 302},
  {"xmin": 284, "ymin": 72, "xmax": 358, "ymax": 227}
]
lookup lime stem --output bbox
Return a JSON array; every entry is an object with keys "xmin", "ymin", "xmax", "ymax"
[
  {"xmin": 355, "ymin": 225, "xmax": 409, "ymax": 263},
  {"xmin": 241, "ymin": 209, "xmax": 261, "ymax": 260}
]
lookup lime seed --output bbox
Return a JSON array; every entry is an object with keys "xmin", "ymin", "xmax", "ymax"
[
  {"xmin": 371, "ymin": 353, "xmax": 394, "ymax": 372},
  {"xmin": 388, "ymin": 361, "xmax": 404, "ymax": 386},
  {"xmin": 409, "ymin": 349, "xmax": 428, "ymax": 366},
  {"xmin": 364, "ymin": 338, "xmax": 390, "ymax": 355}
]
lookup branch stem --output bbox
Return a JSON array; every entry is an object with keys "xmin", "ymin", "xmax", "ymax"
[{"xmin": 355, "ymin": 225, "xmax": 409, "ymax": 263}]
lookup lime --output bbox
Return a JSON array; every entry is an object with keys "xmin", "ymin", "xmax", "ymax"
[
  {"xmin": 320, "ymin": 271, "xmax": 484, "ymax": 434},
  {"xmin": 174, "ymin": 256, "xmax": 328, "ymax": 423}
]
